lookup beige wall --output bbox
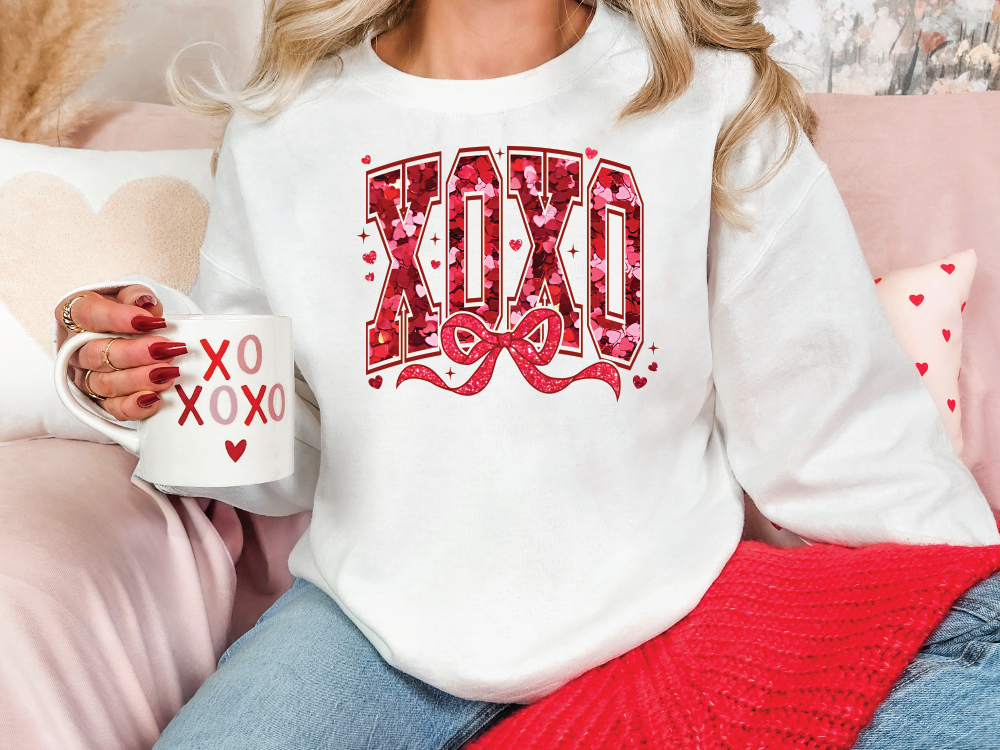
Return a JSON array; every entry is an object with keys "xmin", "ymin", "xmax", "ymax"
[
  {"xmin": 85, "ymin": 0, "xmax": 264, "ymax": 104},
  {"xmin": 84, "ymin": 0, "xmax": 999, "ymax": 102}
]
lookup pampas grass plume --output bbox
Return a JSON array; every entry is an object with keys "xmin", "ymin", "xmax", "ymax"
[{"xmin": 0, "ymin": 0, "xmax": 125, "ymax": 145}]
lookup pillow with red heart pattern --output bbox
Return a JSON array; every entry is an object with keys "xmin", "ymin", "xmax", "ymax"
[{"xmin": 874, "ymin": 249, "xmax": 973, "ymax": 455}]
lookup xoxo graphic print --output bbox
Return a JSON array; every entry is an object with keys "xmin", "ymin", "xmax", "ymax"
[{"xmin": 363, "ymin": 147, "xmax": 647, "ymax": 399}]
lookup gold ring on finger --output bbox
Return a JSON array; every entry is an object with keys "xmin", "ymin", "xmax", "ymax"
[
  {"xmin": 61, "ymin": 295, "xmax": 86, "ymax": 333},
  {"xmin": 83, "ymin": 369, "xmax": 105, "ymax": 401},
  {"xmin": 103, "ymin": 338, "xmax": 122, "ymax": 371}
]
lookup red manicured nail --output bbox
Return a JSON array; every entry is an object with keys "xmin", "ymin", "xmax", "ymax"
[
  {"xmin": 149, "ymin": 342, "xmax": 188, "ymax": 360},
  {"xmin": 134, "ymin": 295, "xmax": 158, "ymax": 311},
  {"xmin": 137, "ymin": 393, "xmax": 160, "ymax": 408},
  {"xmin": 150, "ymin": 366, "xmax": 180, "ymax": 384},
  {"xmin": 132, "ymin": 316, "xmax": 166, "ymax": 332}
]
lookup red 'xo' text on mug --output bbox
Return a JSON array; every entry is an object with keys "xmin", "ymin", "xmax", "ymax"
[{"xmin": 173, "ymin": 336, "xmax": 286, "ymax": 426}]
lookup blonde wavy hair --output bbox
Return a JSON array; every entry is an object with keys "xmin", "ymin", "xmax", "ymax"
[{"xmin": 168, "ymin": 0, "xmax": 816, "ymax": 229}]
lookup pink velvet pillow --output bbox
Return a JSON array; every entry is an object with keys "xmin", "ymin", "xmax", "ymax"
[
  {"xmin": 809, "ymin": 91, "xmax": 1000, "ymax": 516},
  {"xmin": 67, "ymin": 102, "xmax": 219, "ymax": 152},
  {"xmin": 875, "ymin": 249, "xmax": 975, "ymax": 456}
]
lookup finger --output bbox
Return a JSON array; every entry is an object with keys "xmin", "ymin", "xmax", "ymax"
[
  {"xmin": 76, "ymin": 364, "xmax": 180, "ymax": 400},
  {"xmin": 61, "ymin": 291, "xmax": 166, "ymax": 335},
  {"xmin": 116, "ymin": 285, "xmax": 164, "ymax": 318},
  {"xmin": 71, "ymin": 336, "xmax": 189, "ymax": 372},
  {"xmin": 100, "ymin": 391, "xmax": 162, "ymax": 421}
]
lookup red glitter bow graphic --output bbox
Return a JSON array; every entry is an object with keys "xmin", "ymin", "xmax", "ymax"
[{"xmin": 396, "ymin": 309, "xmax": 621, "ymax": 398}]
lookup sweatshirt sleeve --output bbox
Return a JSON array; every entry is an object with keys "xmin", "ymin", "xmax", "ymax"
[
  {"xmin": 707, "ymin": 54, "xmax": 999, "ymax": 547},
  {"xmin": 55, "ymin": 118, "xmax": 320, "ymax": 516},
  {"xmin": 153, "ymin": 117, "xmax": 319, "ymax": 515}
]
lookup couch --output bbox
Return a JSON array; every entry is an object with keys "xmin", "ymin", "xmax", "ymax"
[{"xmin": 2, "ymin": 90, "xmax": 999, "ymax": 749}]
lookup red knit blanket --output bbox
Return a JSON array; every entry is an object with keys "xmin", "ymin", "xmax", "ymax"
[{"xmin": 466, "ymin": 540, "xmax": 1000, "ymax": 750}]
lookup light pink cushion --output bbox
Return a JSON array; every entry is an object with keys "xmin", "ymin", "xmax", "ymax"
[
  {"xmin": 809, "ymin": 92, "xmax": 1000, "ymax": 516},
  {"xmin": 67, "ymin": 102, "xmax": 219, "ymax": 152},
  {"xmin": 875, "ymin": 249, "xmax": 975, "ymax": 455},
  {"xmin": 0, "ymin": 438, "xmax": 234, "ymax": 749}
]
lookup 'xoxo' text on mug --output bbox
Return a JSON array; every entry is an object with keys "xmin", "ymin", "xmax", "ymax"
[{"xmin": 175, "ymin": 336, "xmax": 286, "ymax": 429}]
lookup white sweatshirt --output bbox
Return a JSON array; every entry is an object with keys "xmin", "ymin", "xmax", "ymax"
[{"xmin": 106, "ymin": 2, "xmax": 999, "ymax": 703}]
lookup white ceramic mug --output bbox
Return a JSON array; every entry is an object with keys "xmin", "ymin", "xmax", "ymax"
[{"xmin": 55, "ymin": 315, "xmax": 294, "ymax": 487}]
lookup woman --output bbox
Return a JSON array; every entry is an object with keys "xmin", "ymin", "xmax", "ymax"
[{"xmin": 54, "ymin": 0, "xmax": 1000, "ymax": 746}]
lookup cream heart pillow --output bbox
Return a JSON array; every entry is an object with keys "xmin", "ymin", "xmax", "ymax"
[
  {"xmin": 0, "ymin": 138, "xmax": 213, "ymax": 443},
  {"xmin": 875, "ymin": 249, "xmax": 974, "ymax": 457}
]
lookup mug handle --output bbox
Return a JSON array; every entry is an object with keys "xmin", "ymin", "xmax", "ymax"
[{"xmin": 54, "ymin": 331, "xmax": 141, "ymax": 455}]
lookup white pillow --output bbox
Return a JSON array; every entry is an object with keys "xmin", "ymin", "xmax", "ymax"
[{"xmin": 0, "ymin": 138, "xmax": 213, "ymax": 443}]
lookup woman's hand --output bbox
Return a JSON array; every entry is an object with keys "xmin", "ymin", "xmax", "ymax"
[{"xmin": 55, "ymin": 285, "xmax": 188, "ymax": 421}]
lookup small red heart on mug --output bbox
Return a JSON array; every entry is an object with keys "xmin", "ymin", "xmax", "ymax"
[
  {"xmin": 947, "ymin": 398, "xmax": 956, "ymax": 412},
  {"xmin": 633, "ymin": 375, "xmax": 647, "ymax": 389},
  {"xmin": 648, "ymin": 362, "xmax": 658, "ymax": 372},
  {"xmin": 509, "ymin": 239, "xmax": 522, "ymax": 251},
  {"xmin": 368, "ymin": 375, "xmax": 383, "ymax": 389},
  {"xmin": 361, "ymin": 155, "xmax": 371, "ymax": 164},
  {"xmin": 365, "ymin": 272, "xmax": 375, "ymax": 282},
  {"xmin": 362, "ymin": 251, "xmax": 377, "ymax": 264},
  {"xmin": 874, "ymin": 277, "xmax": 882, "ymax": 284},
  {"xmin": 585, "ymin": 147, "xmax": 598, "ymax": 159},
  {"xmin": 431, "ymin": 260, "xmax": 441, "ymax": 269},
  {"xmin": 916, "ymin": 362, "xmax": 928, "ymax": 376},
  {"xmin": 909, "ymin": 294, "xmax": 924, "ymax": 306},
  {"xmin": 225, "ymin": 439, "xmax": 247, "ymax": 462},
  {"xmin": 942, "ymin": 329, "xmax": 951, "ymax": 342},
  {"xmin": 940, "ymin": 263, "xmax": 955, "ymax": 274}
]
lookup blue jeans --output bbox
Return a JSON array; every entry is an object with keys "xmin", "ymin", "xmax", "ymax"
[
  {"xmin": 156, "ymin": 573, "xmax": 1000, "ymax": 749},
  {"xmin": 154, "ymin": 579, "xmax": 512, "ymax": 749},
  {"xmin": 853, "ymin": 569, "xmax": 1000, "ymax": 749}
]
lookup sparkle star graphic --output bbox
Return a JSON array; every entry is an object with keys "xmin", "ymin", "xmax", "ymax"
[
  {"xmin": 358, "ymin": 228, "xmax": 369, "ymax": 243},
  {"xmin": 495, "ymin": 149, "xmax": 504, "ymax": 160},
  {"xmin": 648, "ymin": 342, "xmax": 658, "ymax": 354},
  {"xmin": 430, "ymin": 233, "xmax": 440, "ymax": 245},
  {"xmin": 568, "ymin": 245, "xmax": 579, "ymax": 257},
  {"xmin": 445, "ymin": 368, "xmax": 456, "ymax": 380}
]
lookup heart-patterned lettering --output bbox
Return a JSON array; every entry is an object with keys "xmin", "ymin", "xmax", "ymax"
[
  {"xmin": 0, "ymin": 173, "xmax": 206, "ymax": 351},
  {"xmin": 940, "ymin": 263, "xmax": 955, "ymax": 274},
  {"xmin": 585, "ymin": 148, "xmax": 598, "ymax": 160},
  {"xmin": 362, "ymin": 251, "xmax": 377, "ymax": 264},
  {"xmin": 509, "ymin": 239, "xmax": 522, "ymax": 251},
  {"xmin": 633, "ymin": 375, "xmax": 647, "ymax": 389},
  {"xmin": 947, "ymin": 399, "xmax": 956, "ymax": 412},
  {"xmin": 365, "ymin": 272, "xmax": 375, "ymax": 282},
  {"xmin": 916, "ymin": 362, "xmax": 929, "ymax": 376},
  {"xmin": 225, "ymin": 439, "xmax": 247, "ymax": 462},
  {"xmin": 361, "ymin": 155, "xmax": 371, "ymax": 164},
  {"xmin": 909, "ymin": 294, "xmax": 924, "ymax": 306},
  {"xmin": 942, "ymin": 329, "xmax": 951, "ymax": 342},
  {"xmin": 368, "ymin": 375, "xmax": 383, "ymax": 389},
  {"xmin": 648, "ymin": 362, "xmax": 658, "ymax": 372},
  {"xmin": 431, "ymin": 260, "xmax": 441, "ymax": 269}
]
